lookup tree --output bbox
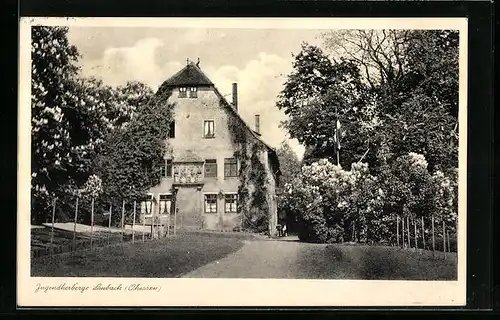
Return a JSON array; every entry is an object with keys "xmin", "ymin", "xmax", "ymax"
[
  {"xmin": 276, "ymin": 141, "xmax": 301, "ymax": 187},
  {"xmin": 322, "ymin": 29, "xmax": 459, "ymax": 167},
  {"xmin": 323, "ymin": 30, "xmax": 412, "ymax": 90},
  {"xmin": 93, "ymin": 86, "xmax": 174, "ymax": 224},
  {"xmin": 278, "ymin": 30, "xmax": 459, "ymax": 175},
  {"xmin": 276, "ymin": 43, "xmax": 372, "ymax": 169},
  {"xmin": 31, "ymin": 26, "xmax": 109, "ymax": 223},
  {"xmin": 276, "ymin": 140, "xmax": 302, "ymax": 226},
  {"xmin": 30, "ymin": 26, "xmax": 162, "ymax": 224}
]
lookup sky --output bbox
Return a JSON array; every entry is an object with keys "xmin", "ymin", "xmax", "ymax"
[{"xmin": 67, "ymin": 27, "xmax": 327, "ymax": 160}]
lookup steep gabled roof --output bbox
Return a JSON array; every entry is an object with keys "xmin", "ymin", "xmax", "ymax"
[
  {"xmin": 212, "ymin": 87, "xmax": 281, "ymax": 176},
  {"xmin": 157, "ymin": 62, "xmax": 281, "ymax": 176},
  {"xmin": 161, "ymin": 62, "xmax": 214, "ymax": 87}
]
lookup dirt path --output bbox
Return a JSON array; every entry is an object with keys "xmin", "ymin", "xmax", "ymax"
[
  {"xmin": 181, "ymin": 237, "xmax": 338, "ymax": 279},
  {"xmin": 181, "ymin": 236, "xmax": 457, "ymax": 280}
]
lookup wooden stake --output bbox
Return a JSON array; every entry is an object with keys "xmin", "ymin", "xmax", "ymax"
[
  {"xmin": 108, "ymin": 203, "xmax": 112, "ymax": 245},
  {"xmin": 132, "ymin": 201, "xmax": 136, "ymax": 244},
  {"xmin": 432, "ymin": 215, "xmax": 436, "ymax": 257},
  {"xmin": 414, "ymin": 218, "xmax": 417, "ymax": 252},
  {"xmin": 396, "ymin": 216, "xmax": 400, "ymax": 248},
  {"xmin": 406, "ymin": 216, "xmax": 411, "ymax": 249},
  {"xmin": 121, "ymin": 200, "xmax": 125, "ymax": 243},
  {"xmin": 73, "ymin": 196, "xmax": 79, "ymax": 252},
  {"xmin": 443, "ymin": 220, "xmax": 446, "ymax": 259},
  {"xmin": 90, "ymin": 198, "xmax": 95, "ymax": 250},
  {"xmin": 174, "ymin": 207, "xmax": 177, "ymax": 235},
  {"xmin": 447, "ymin": 231, "xmax": 451, "ymax": 253},
  {"xmin": 142, "ymin": 202, "xmax": 146, "ymax": 242},
  {"xmin": 421, "ymin": 216, "xmax": 425, "ymax": 251},
  {"xmin": 352, "ymin": 221, "xmax": 356, "ymax": 242},
  {"xmin": 402, "ymin": 216, "xmax": 405, "ymax": 249},
  {"xmin": 166, "ymin": 200, "xmax": 170, "ymax": 236},
  {"xmin": 50, "ymin": 198, "xmax": 57, "ymax": 254}
]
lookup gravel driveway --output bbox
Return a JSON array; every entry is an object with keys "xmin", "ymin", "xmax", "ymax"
[{"xmin": 181, "ymin": 237, "xmax": 333, "ymax": 279}]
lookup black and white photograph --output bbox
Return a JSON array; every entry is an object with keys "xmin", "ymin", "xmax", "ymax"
[{"xmin": 18, "ymin": 17, "xmax": 467, "ymax": 307}]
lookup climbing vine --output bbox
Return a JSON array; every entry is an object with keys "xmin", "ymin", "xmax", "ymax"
[{"xmin": 226, "ymin": 103, "xmax": 270, "ymax": 233}]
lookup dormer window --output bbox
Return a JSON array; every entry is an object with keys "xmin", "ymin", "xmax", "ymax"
[
  {"xmin": 179, "ymin": 87, "xmax": 197, "ymax": 98},
  {"xmin": 188, "ymin": 87, "xmax": 198, "ymax": 98},
  {"xmin": 178, "ymin": 87, "xmax": 187, "ymax": 98}
]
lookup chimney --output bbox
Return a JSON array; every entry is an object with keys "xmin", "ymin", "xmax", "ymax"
[
  {"xmin": 232, "ymin": 83, "xmax": 238, "ymax": 110},
  {"xmin": 255, "ymin": 114, "xmax": 260, "ymax": 134}
]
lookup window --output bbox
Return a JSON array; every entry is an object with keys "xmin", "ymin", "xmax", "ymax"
[
  {"xmin": 178, "ymin": 87, "xmax": 187, "ymax": 98},
  {"xmin": 204, "ymin": 159, "xmax": 217, "ymax": 178},
  {"xmin": 161, "ymin": 159, "xmax": 172, "ymax": 177},
  {"xmin": 168, "ymin": 122, "xmax": 175, "ymax": 138},
  {"xmin": 224, "ymin": 158, "xmax": 238, "ymax": 177},
  {"xmin": 204, "ymin": 194, "xmax": 217, "ymax": 213},
  {"xmin": 188, "ymin": 87, "xmax": 197, "ymax": 98},
  {"xmin": 159, "ymin": 194, "xmax": 173, "ymax": 215},
  {"xmin": 203, "ymin": 120, "xmax": 215, "ymax": 138},
  {"xmin": 225, "ymin": 194, "xmax": 238, "ymax": 213},
  {"xmin": 140, "ymin": 194, "xmax": 154, "ymax": 216},
  {"xmin": 166, "ymin": 160, "xmax": 172, "ymax": 177}
]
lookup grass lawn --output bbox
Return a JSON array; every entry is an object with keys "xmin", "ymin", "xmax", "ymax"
[
  {"xmin": 295, "ymin": 243, "xmax": 457, "ymax": 280},
  {"xmin": 31, "ymin": 232, "xmax": 246, "ymax": 277}
]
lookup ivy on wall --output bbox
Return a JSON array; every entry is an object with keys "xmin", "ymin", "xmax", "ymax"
[{"xmin": 226, "ymin": 104, "xmax": 270, "ymax": 233}]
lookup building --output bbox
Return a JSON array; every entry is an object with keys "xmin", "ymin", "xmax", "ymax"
[{"xmin": 140, "ymin": 60, "xmax": 280, "ymax": 236}]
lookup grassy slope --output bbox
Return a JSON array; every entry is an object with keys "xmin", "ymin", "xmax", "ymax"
[
  {"xmin": 295, "ymin": 244, "xmax": 457, "ymax": 280},
  {"xmin": 31, "ymin": 232, "xmax": 246, "ymax": 277},
  {"xmin": 31, "ymin": 232, "xmax": 457, "ymax": 280}
]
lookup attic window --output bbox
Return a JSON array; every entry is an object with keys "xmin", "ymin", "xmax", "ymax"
[
  {"xmin": 178, "ymin": 87, "xmax": 187, "ymax": 98},
  {"xmin": 203, "ymin": 120, "xmax": 215, "ymax": 138},
  {"xmin": 188, "ymin": 87, "xmax": 198, "ymax": 98}
]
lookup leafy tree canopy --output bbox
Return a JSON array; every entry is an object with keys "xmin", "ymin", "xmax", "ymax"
[{"xmin": 276, "ymin": 30, "xmax": 459, "ymax": 173}]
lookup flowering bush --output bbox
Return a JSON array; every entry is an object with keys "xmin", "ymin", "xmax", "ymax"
[
  {"xmin": 284, "ymin": 159, "xmax": 378, "ymax": 243},
  {"xmin": 281, "ymin": 152, "xmax": 456, "ymax": 245},
  {"xmin": 81, "ymin": 174, "xmax": 103, "ymax": 199}
]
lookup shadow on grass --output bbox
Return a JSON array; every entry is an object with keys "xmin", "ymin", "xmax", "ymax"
[
  {"xmin": 31, "ymin": 232, "xmax": 245, "ymax": 278},
  {"xmin": 296, "ymin": 244, "xmax": 457, "ymax": 280}
]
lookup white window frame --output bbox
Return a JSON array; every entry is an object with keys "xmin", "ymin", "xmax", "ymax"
[
  {"xmin": 203, "ymin": 193, "xmax": 218, "ymax": 214},
  {"xmin": 203, "ymin": 119, "xmax": 215, "ymax": 138},
  {"xmin": 188, "ymin": 86, "xmax": 198, "ymax": 98},
  {"xmin": 158, "ymin": 193, "xmax": 173, "ymax": 216},
  {"xmin": 178, "ymin": 87, "xmax": 187, "ymax": 98},
  {"xmin": 141, "ymin": 193, "xmax": 155, "ymax": 217},
  {"xmin": 224, "ymin": 192, "xmax": 238, "ymax": 213}
]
